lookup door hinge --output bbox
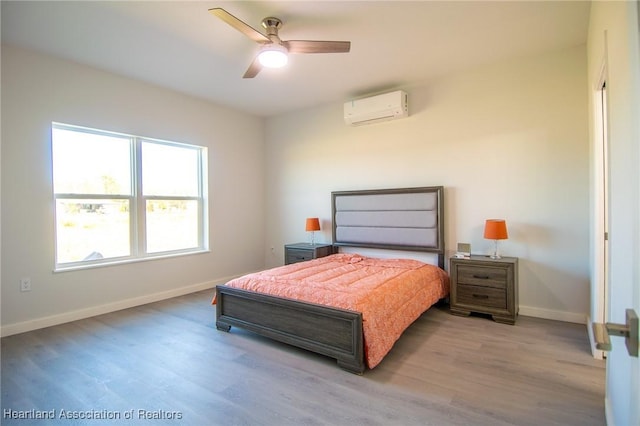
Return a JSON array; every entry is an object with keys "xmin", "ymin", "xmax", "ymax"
[
  {"xmin": 592, "ymin": 309, "xmax": 638, "ymax": 357},
  {"xmin": 604, "ymin": 231, "xmax": 609, "ymax": 241}
]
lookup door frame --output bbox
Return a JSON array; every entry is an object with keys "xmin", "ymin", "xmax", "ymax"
[{"xmin": 589, "ymin": 58, "xmax": 609, "ymax": 361}]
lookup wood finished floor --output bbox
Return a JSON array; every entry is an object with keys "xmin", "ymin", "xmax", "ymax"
[{"xmin": 2, "ymin": 290, "xmax": 605, "ymax": 426}]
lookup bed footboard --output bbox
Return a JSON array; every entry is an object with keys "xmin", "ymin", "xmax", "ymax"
[{"xmin": 216, "ymin": 285, "xmax": 365, "ymax": 374}]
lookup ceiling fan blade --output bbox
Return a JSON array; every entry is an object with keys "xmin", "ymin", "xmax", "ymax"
[
  {"xmin": 283, "ymin": 40, "xmax": 351, "ymax": 54},
  {"xmin": 243, "ymin": 56, "xmax": 263, "ymax": 79},
  {"xmin": 209, "ymin": 8, "xmax": 270, "ymax": 43}
]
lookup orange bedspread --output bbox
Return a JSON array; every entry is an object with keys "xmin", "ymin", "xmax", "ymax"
[{"xmin": 216, "ymin": 253, "xmax": 449, "ymax": 369}]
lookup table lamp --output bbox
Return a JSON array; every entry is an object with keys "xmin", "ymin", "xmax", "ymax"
[
  {"xmin": 484, "ymin": 219, "xmax": 508, "ymax": 259},
  {"xmin": 305, "ymin": 217, "xmax": 320, "ymax": 245}
]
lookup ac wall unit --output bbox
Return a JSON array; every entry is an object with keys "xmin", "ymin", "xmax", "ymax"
[{"xmin": 344, "ymin": 90, "xmax": 409, "ymax": 126}]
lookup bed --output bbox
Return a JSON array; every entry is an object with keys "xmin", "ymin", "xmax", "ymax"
[{"xmin": 215, "ymin": 186, "xmax": 447, "ymax": 374}]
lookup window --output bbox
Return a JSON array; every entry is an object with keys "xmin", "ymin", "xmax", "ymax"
[{"xmin": 52, "ymin": 123, "xmax": 208, "ymax": 270}]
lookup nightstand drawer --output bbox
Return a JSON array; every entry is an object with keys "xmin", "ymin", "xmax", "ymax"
[
  {"xmin": 456, "ymin": 265, "xmax": 507, "ymax": 289},
  {"xmin": 457, "ymin": 284, "xmax": 507, "ymax": 310},
  {"xmin": 286, "ymin": 249, "xmax": 314, "ymax": 264}
]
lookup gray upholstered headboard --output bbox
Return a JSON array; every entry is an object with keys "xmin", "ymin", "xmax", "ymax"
[{"xmin": 332, "ymin": 186, "xmax": 445, "ymax": 268}]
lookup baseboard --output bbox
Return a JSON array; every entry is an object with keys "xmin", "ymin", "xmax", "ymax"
[
  {"xmin": 0, "ymin": 275, "xmax": 239, "ymax": 337},
  {"xmin": 519, "ymin": 305, "xmax": 587, "ymax": 324}
]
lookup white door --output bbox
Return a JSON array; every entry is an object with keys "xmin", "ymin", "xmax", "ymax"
[
  {"xmin": 604, "ymin": 2, "xmax": 640, "ymax": 424},
  {"xmin": 606, "ymin": 209, "xmax": 640, "ymax": 424}
]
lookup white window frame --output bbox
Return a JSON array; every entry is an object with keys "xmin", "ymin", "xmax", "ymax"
[{"xmin": 52, "ymin": 122, "xmax": 208, "ymax": 271}]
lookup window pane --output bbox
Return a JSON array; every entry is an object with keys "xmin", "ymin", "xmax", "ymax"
[
  {"xmin": 146, "ymin": 200, "xmax": 198, "ymax": 253},
  {"xmin": 52, "ymin": 127, "xmax": 132, "ymax": 195},
  {"xmin": 142, "ymin": 142, "xmax": 199, "ymax": 196},
  {"xmin": 56, "ymin": 199, "xmax": 130, "ymax": 263}
]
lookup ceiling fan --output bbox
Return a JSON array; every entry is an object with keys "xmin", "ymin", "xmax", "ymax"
[{"xmin": 209, "ymin": 8, "xmax": 351, "ymax": 78}]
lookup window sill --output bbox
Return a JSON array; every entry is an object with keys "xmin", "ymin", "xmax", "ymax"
[{"xmin": 54, "ymin": 249, "xmax": 210, "ymax": 273}]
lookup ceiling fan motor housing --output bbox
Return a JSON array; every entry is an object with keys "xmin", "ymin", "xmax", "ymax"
[{"xmin": 262, "ymin": 17, "xmax": 282, "ymax": 34}]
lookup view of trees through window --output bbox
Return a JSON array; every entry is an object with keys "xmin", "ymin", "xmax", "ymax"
[{"xmin": 52, "ymin": 123, "xmax": 207, "ymax": 268}]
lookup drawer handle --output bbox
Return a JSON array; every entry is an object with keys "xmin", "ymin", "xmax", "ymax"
[
  {"xmin": 472, "ymin": 294, "xmax": 489, "ymax": 299},
  {"xmin": 472, "ymin": 274, "xmax": 490, "ymax": 279}
]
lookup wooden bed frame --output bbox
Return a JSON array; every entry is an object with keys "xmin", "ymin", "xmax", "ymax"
[{"xmin": 216, "ymin": 186, "xmax": 445, "ymax": 374}]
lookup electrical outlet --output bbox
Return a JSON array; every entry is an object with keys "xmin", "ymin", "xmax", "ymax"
[{"xmin": 20, "ymin": 278, "xmax": 31, "ymax": 292}]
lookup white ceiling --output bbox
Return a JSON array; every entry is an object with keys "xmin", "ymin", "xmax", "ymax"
[{"xmin": 1, "ymin": 1, "xmax": 590, "ymax": 117}]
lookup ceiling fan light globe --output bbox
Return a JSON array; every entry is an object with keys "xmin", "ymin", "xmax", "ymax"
[{"xmin": 258, "ymin": 46, "xmax": 288, "ymax": 68}]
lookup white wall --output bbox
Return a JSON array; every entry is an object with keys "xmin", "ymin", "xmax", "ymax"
[
  {"xmin": 1, "ymin": 45, "xmax": 265, "ymax": 335},
  {"xmin": 0, "ymin": 42, "xmax": 591, "ymax": 333},
  {"xmin": 264, "ymin": 45, "xmax": 589, "ymax": 323}
]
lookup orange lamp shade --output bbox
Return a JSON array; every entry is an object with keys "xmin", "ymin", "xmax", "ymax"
[
  {"xmin": 305, "ymin": 217, "xmax": 320, "ymax": 232},
  {"xmin": 484, "ymin": 219, "xmax": 508, "ymax": 240}
]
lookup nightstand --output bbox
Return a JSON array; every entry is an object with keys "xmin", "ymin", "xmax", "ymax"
[
  {"xmin": 284, "ymin": 243, "xmax": 335, "ymax": 265},
  {"xmin": 449, "ymin": 255, "xmax": 519, "ymax": 325}
]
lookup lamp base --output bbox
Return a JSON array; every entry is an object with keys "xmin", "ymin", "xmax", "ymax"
[{"xmin": 490, "ymin": 240, "xmax": 502, "ymax": 259}]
